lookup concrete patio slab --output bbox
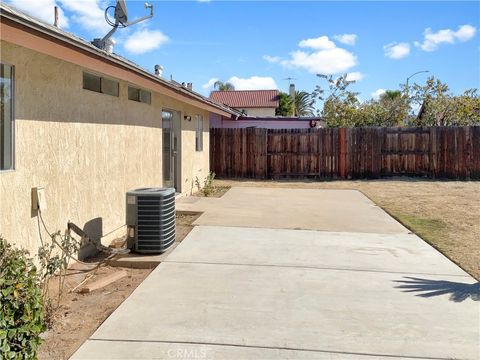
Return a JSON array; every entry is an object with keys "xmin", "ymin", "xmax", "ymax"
[
  {"xmin": 72, "ymin": 261, "xmax": 478, "ymax": 360},
  {"xmin": 72, "ymin": 187, "xmax": 478, "ymax": 360},
  {"xmin": 72, "ymin": 226, "xmax": 479, "ymax": 360},
  {"xmin": 166, "ymin": 226, "xmax": 470, "ymax": 277},
  {"xmin": 176, "ymin": 187, "xmax": 409, "ymax": 234},
  {"xmin": 71, "ymin": 340, "xmax": 427, "ymax": 360}
]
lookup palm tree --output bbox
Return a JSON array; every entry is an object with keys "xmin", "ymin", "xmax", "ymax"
[
  {"xmin": 293, "ymin": 91, "xmax": 315, "ymax": 116},
  {"xmin": 275, "ymin": 92, "xmax": 294, "ymax": 116},
  {"xmin": 381, "ymin": 90, "xmax": 402, "ymax": 101},
  {"xmin": 214, "ymin": 81, "xmax": 235, "ymax": 91}
]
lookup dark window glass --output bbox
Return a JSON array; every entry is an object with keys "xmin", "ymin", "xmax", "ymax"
[
  {"xmin": 162, "ymin": 111, "xmax": 173, "ymax": 184},
  {"xmin": 83, "ymin": 72, "xmax": 118, "ymax": 97},
  {"xmin": 195, "ymin": 115, "xmax": 203, "ymax": 152},
  {"xmin": 129, "ymin": 86, "xmax": 151, "ymax": 105},
  {"xmin": 140, "ymin": 89, "xmax": 151, "ymax": 104},
  {"xmin": 83, "ymin": 72, "xmax": 101, "ymax": 92},
  {"xmin": 1, "ymin": 63, "xmax": 14, "ymax": 171},
  {"xmin": 128, "ymin": 86, "xmax": 140, "ymax": 101},
  {"xmin": 101, "ymin": 77, "xmax": 119, "ymax": 97}
]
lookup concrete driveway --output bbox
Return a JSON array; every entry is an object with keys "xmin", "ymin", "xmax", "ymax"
[{"xmin": 72, "ymin": 187, "xmax": 479, "ymax": 360}]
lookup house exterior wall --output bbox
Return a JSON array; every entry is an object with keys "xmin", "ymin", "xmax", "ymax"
[
  {"xmin": 240, "ymin": 107, "xmax": 276, "ymax": 117},
  {"xmin": 0, "ymin": 41, "xmax": 210, "ymax": 255}
]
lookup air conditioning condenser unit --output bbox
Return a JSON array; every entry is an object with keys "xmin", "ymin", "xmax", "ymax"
[{"xmin": 126, "ymin": 187, "xmax": 176, "ymax": 253}]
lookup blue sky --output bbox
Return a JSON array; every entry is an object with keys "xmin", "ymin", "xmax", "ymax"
[{"xmin": 8, "ymin": 0, "xmax": 480, "ymax": 102}]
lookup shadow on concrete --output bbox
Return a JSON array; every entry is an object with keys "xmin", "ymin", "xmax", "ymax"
[{"xmin": 394, "ymin": 276, "xmax": 479, "ymax": 302}]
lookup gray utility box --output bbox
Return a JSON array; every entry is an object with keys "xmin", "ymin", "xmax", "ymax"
[{"xmin": 126, "ymin": 187, "xmax": 176, "ymax": 253}]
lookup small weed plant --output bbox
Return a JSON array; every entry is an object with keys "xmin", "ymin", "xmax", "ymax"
[
  {"xmin": 195, "ymin": 172, "xmax": 216, "ymax": 197},
  {"xmin": 37, "ymin": 230, "xmax": 80, "ymax": 324}
]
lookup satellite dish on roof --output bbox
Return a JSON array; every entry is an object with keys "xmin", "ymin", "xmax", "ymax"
[
  {"xmin": 92, "ymin": 1, "xmax": 154, "ymax": 51},
  {"xmin": 115, "ymin": 0, "xmax": 128, "ymax": 25}
]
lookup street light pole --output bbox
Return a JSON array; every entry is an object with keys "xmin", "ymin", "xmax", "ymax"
[
  {"xmin": 405, "ymin": 70, "xmax": 430, "ymax": 122},
  {"xmin": 406, "ymin": 70, "xmax": 430, "ymax": 101}
]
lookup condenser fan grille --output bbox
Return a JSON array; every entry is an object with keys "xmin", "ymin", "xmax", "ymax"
[{"xmin": 126, "ymin": 188, "xmax": 176, "ymax": 253}]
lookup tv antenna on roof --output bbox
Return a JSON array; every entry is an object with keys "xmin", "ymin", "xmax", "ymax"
[
  {"xmin": 92, "ymin": 0, "xmax": 154, "ymax": 51},
  {"xmin": 283, "ymin": 77, "xmax": 297, "ymax": 85}
]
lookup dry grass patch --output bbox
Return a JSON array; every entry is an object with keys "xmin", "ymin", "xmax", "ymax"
[{"xmin": 215, "ymin": 178, "xmax": 480, "ymax": 280}]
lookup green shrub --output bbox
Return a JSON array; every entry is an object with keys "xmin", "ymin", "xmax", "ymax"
[{"xmin": 0, "ymin": 237, "xmax": 45, "ymax": 359}]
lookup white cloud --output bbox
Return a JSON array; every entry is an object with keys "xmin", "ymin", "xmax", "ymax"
[
  {"xmin": 371, "ymin": 89, "xmax": 386, "ymax": 100},
  {"xmin": 263, "ymin": 55, "xmax": 282, "ymax": 63},
  {"xmin": 455, "ymin": 24, "xmax": 477, "ymax": 41},
  {"xmin": 282, "ymin": 47, "xmax": 357, "ymax": 74},
  {"xmin": 384, "ymin": 42, "xmax": 411, "ymax": 59},
  {"xmin": 59, "ymin": 0, "xmax": 109, "ymax": 35},
  {"xmin": 299, "ymin": 35, "xmax": 336, "ymax": 50},
  {"xmin": 345, "ymin": 72, "xmax": 364, "ymax": 82},
  {"xmin": 226, "ymin": 76, "xmax": 278, "ymax": 90},
  {"xmin": 414, "ymin": 24, "xmax": 477, "ymax": 51},
  {"xmin": 334, "ymin": 34, "xmax": 357, "ymax": 45},
  {"xmin": 202, "ymin": 78, "xmax": 219, "ymax": 90},
  {"xmin": 8, "ymin": 0, "xmax": 112, "ymax": 34},
  {"xmin": 266, "ymin": 35, "xmax": 358, "ymax": 75},
  {"xmin": 8, "ymin": 0, "xmax": 69, "ymax": 28},
  {"xmin": 124, "ymin": 29, "xmax": 169, "ymax": 54}
]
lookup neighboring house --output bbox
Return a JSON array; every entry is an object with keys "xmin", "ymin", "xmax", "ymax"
[
  {"xmin": 0, "ymin": 4, "xmax": 239, "ymax": 255},
  {"xmin": 210, "ymin": 116, "xmax": 325, "ymax": 129},
  {"xmin": 210, "ymin": 90, "xmax": 279, "ymax": 117},
  {"xmin": 208, "ymin": 89, "xmax": 324, "ymax": 129}
]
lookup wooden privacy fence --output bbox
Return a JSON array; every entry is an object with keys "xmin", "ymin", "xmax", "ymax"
[{"xmin": 210, "ymin": 126, "xmax": 480, "ymax": 180}]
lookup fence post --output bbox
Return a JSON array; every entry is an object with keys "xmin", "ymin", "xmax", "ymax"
[
  {"xmin": 339, "ymin": 127, "xmax": 347, "ymax": 179},
  {"xmin": 265, "ymin": 129, "xmax": 269, "ymax": 179}
]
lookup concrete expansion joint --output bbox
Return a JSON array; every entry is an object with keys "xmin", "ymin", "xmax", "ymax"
[
  {"xmin": 87, "ymin": 338, "xmax": 453, "ymax": 360},
  {"xmin": 161, "ymin": 260, "xmax": 471, "ymax": 278},
  {"xmin": 193, "ymin": 224, "xmax": 412, "ymax": 237}
]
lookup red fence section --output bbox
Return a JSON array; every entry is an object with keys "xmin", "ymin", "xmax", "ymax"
[{"xmin": 210, "ymin": 126, "xmax": 480, "ymax": 180}]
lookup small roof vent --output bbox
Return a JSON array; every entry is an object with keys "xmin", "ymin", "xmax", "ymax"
[{"xmin": 154, "ymin": 64, "xmax": 164, "ymax": 77}]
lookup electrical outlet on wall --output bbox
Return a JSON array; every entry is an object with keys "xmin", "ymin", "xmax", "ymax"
[{"xmin": 32, "ymin": 187, "xmax": 47, "ymax": 212}]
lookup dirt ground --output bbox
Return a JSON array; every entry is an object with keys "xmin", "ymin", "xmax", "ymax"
[
  {"xmin": 215, "ymin": 178, "xmax": 480, "ymax": 280},
  {"xmin": 193, "ymin": 185, "xmax": 231, "ymax": 198},
  {"xmin": 175, "ymin": 212, "xmax": 202, "ymax": 242},
  {"xmin": 37, "ymin": 212, "xmax": 200, "ymax": 360}
]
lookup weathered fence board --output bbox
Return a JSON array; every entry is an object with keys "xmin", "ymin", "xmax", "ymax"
[{"xmin": 210, "ymin": 126, "xmax": 480, "ymax": 180}]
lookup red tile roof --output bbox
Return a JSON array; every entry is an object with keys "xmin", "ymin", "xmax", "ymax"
[{"xmin": 209, "ymin": 90, "xmax": 279, "ymax": 109}]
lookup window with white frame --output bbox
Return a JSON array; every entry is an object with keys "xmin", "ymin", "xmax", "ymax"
[
  {"xmin": 195, "ymin": 115, "xmax": 203, "ymax": 152},
  {"xmin": 1, "ymin": 63, "xmax": 14, "ymax": 171}
]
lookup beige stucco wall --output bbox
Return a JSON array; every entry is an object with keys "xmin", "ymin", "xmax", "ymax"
[
  {"xmin": 0, "ymin": 41, "xmax": 210, "ymax": 255},
  {"xmin": 241, "ymin": 107, "xmax": 276, "ymax": 117},
  {"xmin": 180, "ymin": 115, "xmax": 210, "ymax": 195}
]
